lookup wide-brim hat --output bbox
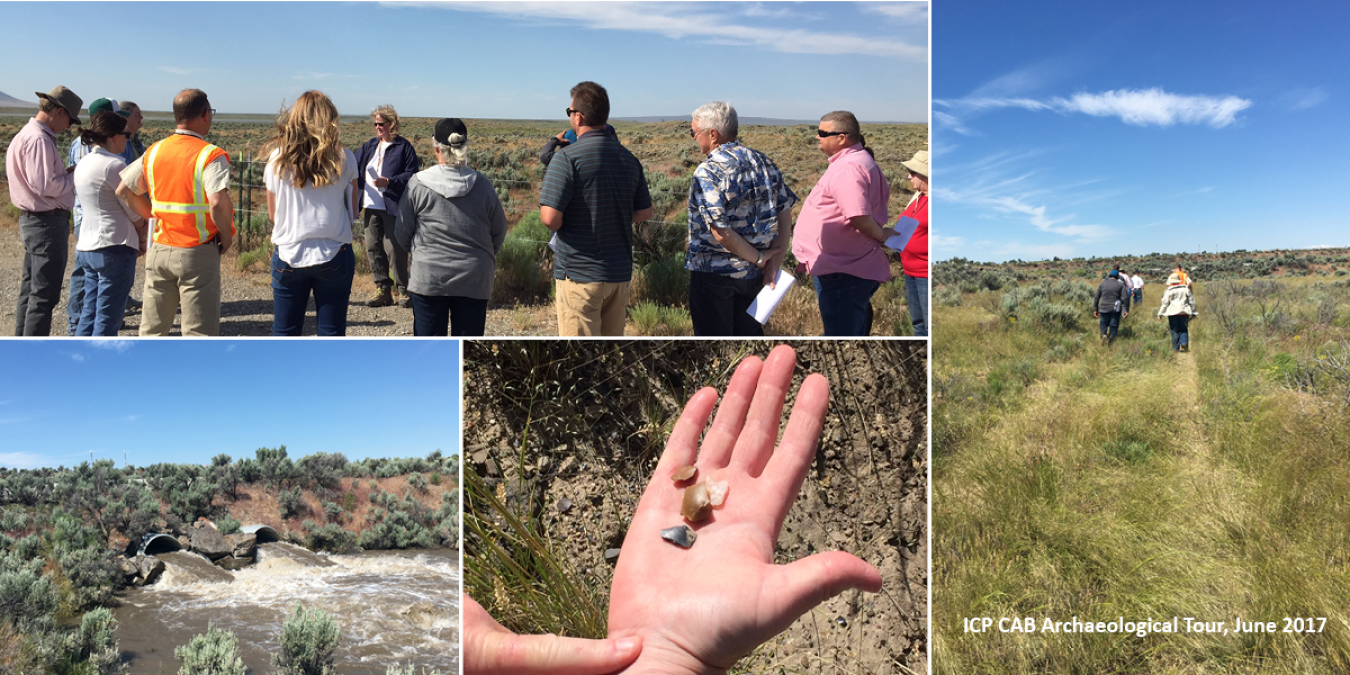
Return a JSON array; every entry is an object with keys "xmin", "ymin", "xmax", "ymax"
[
  {"xmin": 1167, "ymin": 273, "xmax": 1184, "ymax": 286},
  {"xmin": 434, "ymin": 118, "xmax": 468, "ymax": 146},
  {"xmin": 36, "ymin": 86, "xmax": 83, "ymax": 125},
  {"xmin": 901, "ymin": 150, "xmax": 929, "ymax": 178}
]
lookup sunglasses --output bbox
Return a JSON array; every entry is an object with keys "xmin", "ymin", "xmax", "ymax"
[
  {"xmin": 119, "ymin": 132, "xmax": 133, "ymax": 139},
  {"xmin": 817, "ymin": 128, "xmax": 850, "ymax": 138},
  {"xmin": 689, "ymin": 126, "xmax": 705, "ymax": 138},
  {"xmin": 566, "ymin": 108, "xmax": 581, "ymax": 117}
]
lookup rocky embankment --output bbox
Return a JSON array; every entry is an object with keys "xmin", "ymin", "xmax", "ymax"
[{"xmin": 116, "ymin": 519, "xmax": 267, "ymax": 586}]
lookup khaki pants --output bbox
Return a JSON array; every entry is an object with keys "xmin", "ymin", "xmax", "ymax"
[
  {"xmin": 141, "ymin": 241, "xmax": 222, "ymax": 336},
  {"xmin": 555, "ymin": 279, "xmax": 629, "ymax": 336}
]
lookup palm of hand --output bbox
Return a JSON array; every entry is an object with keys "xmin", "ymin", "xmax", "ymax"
[{"xmin": 607, "ymin": 347, "xmax": 882, "ymax": 675}]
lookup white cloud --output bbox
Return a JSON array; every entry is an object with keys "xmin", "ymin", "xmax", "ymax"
[
  {"xmin": 125, "ymin": 415, "xmax": 141, "ymax": 422},
  {"xmin": 863, "ymin": 2, "xmax": 928, "ymax": 23},
  {"xmin": 1280, "ymin": 86, "xmax": 1328, "ymax": 111},
  {"xmin": 0, "ymin": 452, "xmax": 47, "ymax": 469},
  {"xmin": 423, "ymin": 2, "xmax": 925, "ymax": 58},
  {"xmin": 69, "ymin": 353, "xmax": 85, "ymax": 362},
  {"xmin": 226, "ymin": 345, "xmax": 237, "ymax": 352},
  {"xmin": 934, "ymin": 110, "xmax": 974, "ymax": 137},
  {"xmin": 939, "ymin": 87, "xmax": 1252, "ymax": 131},
  {"xmin": 87, "ymin": 339, "xmax": 134, "ymax": 353},
  {"xmin": 158, "ymin": 66, "xmax": 192, "ymax": 76}
]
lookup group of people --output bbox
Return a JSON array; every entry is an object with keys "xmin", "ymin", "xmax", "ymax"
[
  {"xmin": 1093, "ymin": 263, "xmax": 1197, "ymax": 351},
  {"xmin": 540, "ymin": 84, "xmax": 929, "ymax": 338},
  {"xmin": 6, "ymin": 82, "xmax": 930, "ymax": 337}
]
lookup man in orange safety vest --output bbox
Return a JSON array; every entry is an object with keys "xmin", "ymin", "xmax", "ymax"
[{"xmin": 117, "ymin": 89, "xmax": 234, "ymax": 335}]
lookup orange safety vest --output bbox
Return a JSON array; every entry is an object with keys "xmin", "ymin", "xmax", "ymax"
[{"xmin": 143, "ymin": 133, "xmax": 233, "ymax": 247}]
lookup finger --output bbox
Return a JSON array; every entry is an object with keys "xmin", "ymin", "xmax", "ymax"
[
  {"xmin": 762, "ymin": 551, "xmax": 883, "ymax": 630},
  {"xmin": 729, "ymin": 345, "xmax": 797, "ymax": 477},
  {"xmin": 760, "ymin": 372, "xmax": 829, "ymax": 517},
  {"xmin": 654, "ymin": 386, "xmax": 719, "ymax": 481},
  {"xmin": 696, "ymin": 355, "xmax": 763, "ymax": 469},
  {"xmin": 472, "ymin": 632, "xmax": 642, "ymax": 675}
]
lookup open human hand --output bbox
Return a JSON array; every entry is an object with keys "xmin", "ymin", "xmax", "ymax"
[
  {"xmin": 463, "ymin": 594, "xmax": 642, "ymax": 675},
  {"xmin": 607, "ymin": 345, "xmax": 883, "ymax": 675}
]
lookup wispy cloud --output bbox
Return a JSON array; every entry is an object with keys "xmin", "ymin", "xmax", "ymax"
[
  {"xmin": 87, "ymin": 339, "xmax": 134, "ymax": 353},
  {"xmin": 0, "ymin": 452, "xmax": 47, "ymax": 469},
  {"xmin": 125, "ymin": 415, "xmax": 141, "ymax": 422},
  {"xmin": 938, "ymin": 87, "xmax": 1253, "ymax": 134},
  {"xmin": 69, "ymin": 353, "xmax": 85, "ymax": 363},
  {"xmin": 226, "ymin": 345, "xmax": 237, "ymax": 353},
  {"xmin": 158, "ymin": 66, "xmax": 193, "ymax": 76},
  {"xmin": 426, "ymin": 2, "xmax": 925, "ymax": 58},
  {"xmin": 1279, "ymin": 86, "xmax": 1327, "ymax": 111},
  {"xmin": 862, "ymin": 2, "xmax": 928, "ymax": 23}
]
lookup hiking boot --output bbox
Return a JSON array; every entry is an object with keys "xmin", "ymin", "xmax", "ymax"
[
  {"xmin": 1100, "ymin": 333, "xmax": 1109, "ymax": 346},
  {"xmin": 397, "ymin": 292, "xmax": 413, "ymax": 309},
  {"xmin": 365, "ymin": 287, "xmax": 394, "ymax": 307},
  {"xmin": 1180, "ymin": 344, "xmax": 1189, "ymax": 353},
  {"xmin": 124, "ymin": 296, "xmax": 143, "ymax": 314}
]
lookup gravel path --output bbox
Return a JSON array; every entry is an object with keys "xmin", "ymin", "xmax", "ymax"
[{"xmin": 0, "ymin": 221, "xmax": 557, "ymax": 337}]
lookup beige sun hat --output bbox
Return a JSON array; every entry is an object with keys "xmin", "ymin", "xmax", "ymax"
[
  {"xmin": 901, "ymin": 150, "xmax": 928, "ymax": 178},
  {"xmin": 36, "ymin": 86, "xmax": 83, "ymax": 125}
]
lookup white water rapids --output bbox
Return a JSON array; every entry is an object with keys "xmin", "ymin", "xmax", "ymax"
[{"xmin": 113, "ymin": 542, "xmax": 460, "ymax": 674}]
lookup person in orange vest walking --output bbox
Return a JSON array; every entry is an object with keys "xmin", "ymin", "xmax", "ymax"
[{"xmin": 116, "ymin": 89, "xmax": 234, "ymax": 335}]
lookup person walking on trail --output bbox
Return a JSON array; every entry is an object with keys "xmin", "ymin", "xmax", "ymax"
[
  {"xmin": 1130, "ymin": 269, "xmax": 1144, "ymax": 305},
  {"xmin": 1157, "ymin": 272, "xmax": 1198, "ymax": 352},
  {"xmin": 355, "ymin": 105, "xmax": 420, "ymax": 308},
  {"xmin": 1093, "ymin": 269, "xmax": 1131, "ymax": 345},
  {"xmin": 116, "ymin": 88, "xmax": 234, "ymax": 336},
  {"xmin": 1173, "ymin": 262, "xmax": 1192, "ymax": 288},
  {"xmin": 6, "ymin": 85, "xmax": 83, "ymax": 336}
]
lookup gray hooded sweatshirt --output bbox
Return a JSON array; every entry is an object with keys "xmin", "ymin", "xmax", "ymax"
[{"xmin": 395, "ymin": 164, "xmax": 507, "ymax": 300}]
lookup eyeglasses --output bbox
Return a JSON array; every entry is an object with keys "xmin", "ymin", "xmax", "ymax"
[
  {"xmin": 817, "ymin": 128, "xmax": 850, "ymax": 138},
  {"xmin": 374, "ymin": 121, "xmax": 389, "ymax": 128},
  {"xmin": 119, "ymin": 132, "xmax": 133, "ymax": 139},
  {"xmin": 689, "ymin": 126, "xmax": 704, "ymax": 138},
  {"xmin": 565, "ymin": 108, "xmax": 580, "ymax": 118},
  {"xmin": 209, "ymin": 108, "xmax": 216, "ymax": 116}
]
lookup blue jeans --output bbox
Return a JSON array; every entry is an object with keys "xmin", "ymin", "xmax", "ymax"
[
  {"xmin": 66, "ymin": 221, "xmax": 85, "ymax": 334},
  {"xmin": 813, "ymin": 273, "xmax": 880, "ymax": 336},
  {"xmin": 1099, "ymin": 311, "xmax": 1121, "ymax": 339},
  {"xmin": 905, "ymin": 274, "xmax": 929, "ymax": 337},
  {"xmin": 688, "ymin": 270, "xmax": 765, "ymax": 337},
  {"xmin": 409, "ymin": 292, "xmax": 488, "ymax": 336},
  {"xmin": 1132, "ymin": 288, "xmax": 1142, "ymax": 305},
  {"xmin": 74, "ymin": 246, "xmax": 138, "ymax": 336},
  {"xmin": 1168, "ymin": 314, "xmax": 1190, "ymax": 351},
  {"xmin": 270, "ymin": 245, "xmax": 355, "ymax": 336}
]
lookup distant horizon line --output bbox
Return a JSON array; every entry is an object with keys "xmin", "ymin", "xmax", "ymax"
[{"xmin": 938, "ymin": 243, "xmax": 1350, "ymax": 267}]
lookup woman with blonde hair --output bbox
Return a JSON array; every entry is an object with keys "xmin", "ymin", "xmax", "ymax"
[
  {"xmin": 263, "ymin": 90, "xmax": 359, "ymax": 335},
  {"xmin": 1156, "ymin": 271, "xmax": 1198, "ymax": 352}
]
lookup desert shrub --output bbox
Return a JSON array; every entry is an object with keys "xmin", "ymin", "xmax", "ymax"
[
  {"xmin": 296, "ymin": 453, "xmax": 348, "ymax": 492},
  {"xmin": 628, "ymin": 302, "xmax": 692, "ymax": 336},
  {"xmin": 175, "ymin": 623, "xmax": 246, "ymax": 675},
  {"xmin": 386, "ymin": 665, "xmax": 443, "ymax": 675},
  {"xmin": 302, "ymin": 521, "xmax": 354, "ymax": 553},
  {"xmin": 632, "ymin": 252, "xmax": 688, "ymax": 307},
  {"xmin": 977, "ymin": 270, "xmax": 1005, "ymax": 291},
  {"xmin": 322, "ymin": 501, "xmax": 343, "ymax": 524},
  {"xmin": 934, "ymin": 286, "xmax": 962, "ymax": 307},
  {"xmin": 341, "ymin": 492, "xmax": 357, "ymax": 513},
  {"xmin": 67, "ymin": 607, "xmax": 121, "ymax": 675},
  {"xmin": 429, "ymin": 472, "xmax": 441, "ymax": 486},
  {"xmin": 494, "ymin": 212, "xmax": 553, "ymax": 303},
  {"xmin": 274, "ymin": 604, "xmax": 340, "ymax": 675},
  {"xmin": 357, "ymin": 509, "xmax": 432, "ymax": 550},
  {"xmin": 408, "ymin": 472, "xmax": 427, "ymax": 494},
  {"xmin": 56, "ymin": 547, "xmax": 120, "ymax": 611},
  {"xmin": 215, "ymin": 514, "xmax": 241, "ymax": 535},
  {"xmin": 278, "ymin": 487, "xmax": 305, "ymax": 520},
  {"xmin": 0, "ymin": 549, "xmax": 58, "ymax": 635}
]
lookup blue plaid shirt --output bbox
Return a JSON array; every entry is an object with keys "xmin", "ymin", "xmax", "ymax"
[{"xmin": 685, "ymin": 140, "xmax": 796, "ymax": 278}]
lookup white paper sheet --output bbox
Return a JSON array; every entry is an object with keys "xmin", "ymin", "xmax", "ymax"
[
  {"xmin": 885, "ymin": 215, "xmax": 922, "ymax": 252},
  {"xmin": 746, "ymin": 269, "xmax": 796, "ymax": 324}
]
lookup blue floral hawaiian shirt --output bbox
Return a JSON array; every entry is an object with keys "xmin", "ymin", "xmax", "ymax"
[{"xmin": 685, "ymin": 140, "xmax": 796, "ymax": 278}]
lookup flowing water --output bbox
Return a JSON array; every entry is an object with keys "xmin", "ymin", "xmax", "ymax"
[{"xmin": 114, "ymin": 542, "xmax": 460, "ymax": 674}]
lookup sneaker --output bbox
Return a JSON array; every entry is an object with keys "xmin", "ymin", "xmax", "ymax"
[
  {"xmin": 1180, "ymin": 344, "xmax": 1189, "ymax": 353},
  {"xmin": 365, "ymin": 287, "xmax": 394, "ymax": 307}
]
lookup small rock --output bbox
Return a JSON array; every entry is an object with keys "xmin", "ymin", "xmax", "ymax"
[
  {"xmin": 557, "ymin": 498, "xmax": 573, "ymax": 515},
  {"xmin": 604, "ymin": 548, "xmax": 622, "ymax": 563},
  {"xmin": 557, "ymin": 456, "xmax": 577, "ymax": 477},
  {"xmin": 216, "ymin": 555, "xmax": 254, "ymax": 570},
  {"xmin": 660, "ymin": 525, "xmax": 697, "ymax": 548},
  {"xmin": 589, "ymin": 494, "xmax": 603, "ymax": 506},
  {"xmin": 835, "ymin": 616, "xmax": 848, "ymax": 628},
  {"xmin": 135, "ymin": 555, "xmax": 165, "ymax": 585}
]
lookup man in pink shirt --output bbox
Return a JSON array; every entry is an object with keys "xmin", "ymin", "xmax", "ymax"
[
  {"xmin": 5, "ymin": 86, "xmax": 83, "ymax": 335},
  {"xmin": 791, "ymin": 110, "xmax": 895, "ymax": 336}
]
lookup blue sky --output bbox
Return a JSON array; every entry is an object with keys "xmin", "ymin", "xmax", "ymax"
[
  {"xmin": 0, "ymin": 1, "xmax": 928, "ymax": 122},
  {"xmin": 934, "ymin": 0, "xmax": 1350, "ymax": 263},
  {"xmin": 0, "ymin": 340, "xmax": 460, "ymax": 470}
]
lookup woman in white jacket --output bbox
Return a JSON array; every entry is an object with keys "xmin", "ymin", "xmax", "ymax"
[{"xmin": 1156, "ymin": 272, "xmax": 1197, "ymax": 352}]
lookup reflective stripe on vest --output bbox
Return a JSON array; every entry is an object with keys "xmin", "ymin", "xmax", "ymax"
[{"xmin": 146, "ymin": 135, "xmax": 228, "ymax": 246}]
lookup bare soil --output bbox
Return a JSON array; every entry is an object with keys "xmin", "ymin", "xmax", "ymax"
[{"xmin": 463, "ymin": 340, "xmax": 929, "ymax": 675}]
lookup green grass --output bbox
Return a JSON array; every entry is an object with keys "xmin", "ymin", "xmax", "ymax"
[{"xmin": 935, "ymin": 277, "xmax": 1350, "ymax": 673}]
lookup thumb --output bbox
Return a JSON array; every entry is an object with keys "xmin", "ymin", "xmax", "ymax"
[
  {"xmin": 766, "ymin": 551, "xmax": 883, "ymax": 623},
  {"xmin": 474, "ymin": 631, "xmax": 642, "ymax": 675}
]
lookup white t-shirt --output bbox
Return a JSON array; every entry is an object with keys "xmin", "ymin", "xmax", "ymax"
[
  {"xmin": 1131, "ymin": 275, "xmax": 1144, "ymax": 290},
  {"xmin": 74, "ymin": 147, "xmax": 141, "ymax": 252},
  {"xmin": 361, "ymin": 140, "xmax": 392, "ymax": 210},
  {"xmin": 265, "ymin": 148, "xmax": 358, "ymax": 267}
]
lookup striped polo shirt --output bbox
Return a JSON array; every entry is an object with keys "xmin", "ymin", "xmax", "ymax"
[{"xmin": 540, "ymin": 130, "xmax": 652, "ymax": 283}]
